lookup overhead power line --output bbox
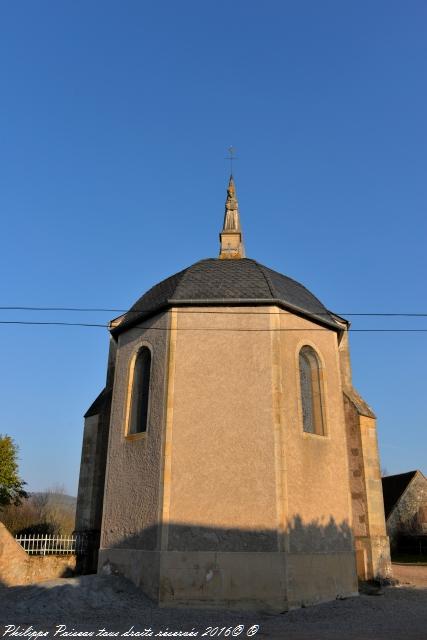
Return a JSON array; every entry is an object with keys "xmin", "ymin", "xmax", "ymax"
[
  {"xmin": 0, "ymin": 321, "xmax": 107, "ymax": 327},
  {"xmin": 0, "ymin": 306, "xmax": 427, "ymax": 317},
  {"xmin": 0, "ymin": 320, "xmax": 427, "ymax": 333}
]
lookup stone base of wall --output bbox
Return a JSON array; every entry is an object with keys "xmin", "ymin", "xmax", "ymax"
[
  {"xmin": 0, "ymin": 523, "xmax": 76, "ymax": 586},
  {"xmin": 286, "ymin": 552, "xmax": 358, "ymax": 608},
  {"xmin": 98, "ymin": 548, "xmax": 358, "ymax": 611},
  {"xmin": 355, "ymin": 535, "xmax": 392, "ymax": 581},
  {"xmin": 98, "ymin": 548, "xmax": 161, "ymax": 601}
]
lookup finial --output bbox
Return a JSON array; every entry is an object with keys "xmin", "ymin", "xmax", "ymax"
[
  {"xmin": 219, "ymin": 173, "xmax": 245, "ymax": 259},
  {"xmin": 225, "ymin": 146, "xmax": 237, "ymax": 175}
]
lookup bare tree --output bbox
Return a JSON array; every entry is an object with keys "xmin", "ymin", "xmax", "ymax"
[{"xmin": 0, "ymin": 484, "xmax": 76, "ymax": 535}]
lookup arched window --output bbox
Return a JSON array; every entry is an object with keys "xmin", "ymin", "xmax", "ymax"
[
  {"xmin": 299, "ymin": 346, "xmax": 325, "ymax": 436},
  {"xmin": 128, "ymin": 347, "xmax": 152, "ymax": 435}
]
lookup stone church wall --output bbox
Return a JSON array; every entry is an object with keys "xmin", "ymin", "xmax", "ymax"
[
  {"xmin": 75, "ymin": 337, "xmax": 116, "ymax": 572},
  {"xmin": 155, "ymin": 306, "xmax": 286, "ymax": 608},
  {"xmin": 97, "ymin": 306, "xmax": 380, "ymax": 607},
  {"xmin": 339, "ymin": 322, "xmax": 391, "ymax": 582},
  {"xmin": 76, "ymin": 400, "xmax": 111, "ymax": 534},
  {"xmin": 278, "ymin": 313, "xmax": 353, "ymax": 542},
  {"xmin": 276, "ymin": 312, "xmax": 358, "ymax": 605},
  {"xmin": 344, "ymin": 394, "xmax": 369, "ymax": 539},
  {"xmin": 164, "ymin": 306, "xmax": 278, "ymax": 553},
  {"xmin": 99, "ymin": 311, "xmax": 169, "ymax": 554},
  {"xmin": 151, "ymin": 307, "xmax": 358, "ymax": 608}
]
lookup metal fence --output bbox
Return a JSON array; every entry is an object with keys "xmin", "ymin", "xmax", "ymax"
[{"xmin": 15, "ymin": 534, "xmax": 86, "ymax": 556}]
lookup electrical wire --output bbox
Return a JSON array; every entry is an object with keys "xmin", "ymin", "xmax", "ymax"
[
  {"xmin": 0, "ymin": 306, "xmax": 427, "ymax": 316},
  {"xmin": 0, "ymin": 321, "xmax": 426, "ymax": 332}
]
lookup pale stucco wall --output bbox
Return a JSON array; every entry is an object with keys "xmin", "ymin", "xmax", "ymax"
[
  {"xmin": 163, "ymin": 307, "xmax": 278, "ymax": 552},
  {"xmin": 276, "ymin": 312, "xmax": 354, "ymax": 554},
  {"xmin": 164, "ymin": 307, "xmax": 355, "ymax": 544},
  {"xmin": 100, "ymin": 311, "xmax": 169, "ymax": 553},
  {"xmin": 99, "ymin": 305, "xmax": 358, "ymax": 608}
]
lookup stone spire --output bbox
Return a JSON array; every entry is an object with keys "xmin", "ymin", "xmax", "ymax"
[{"xmin": 219, "ymin": 175, "xmax": 245, "ymax": 259}]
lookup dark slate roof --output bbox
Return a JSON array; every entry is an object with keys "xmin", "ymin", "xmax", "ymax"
[
  {"xmin": 112, "ymin": 258, "xmax": 342, "ymax": 336},
  {"xmin": 84, "ymin": 387, "xmax": 112, "ymax": 418},
  {"xmin": 382, "ymin": 471, "xmax": 418, "ymax": 519}
]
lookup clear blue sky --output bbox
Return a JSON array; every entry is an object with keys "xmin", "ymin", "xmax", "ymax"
[{"xmin": 0, "ymin": 1, "xmax": 426, "ymax": 494}]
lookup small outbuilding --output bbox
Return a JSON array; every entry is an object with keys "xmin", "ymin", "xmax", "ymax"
[{"xmin": 382, "ymin": 470, "xmax": 427, "ymax": 553}]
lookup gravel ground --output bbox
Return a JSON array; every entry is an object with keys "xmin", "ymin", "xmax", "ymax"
[{"xmin": 0, "ymin": 565, "xmax": 426, "ymax": 640}]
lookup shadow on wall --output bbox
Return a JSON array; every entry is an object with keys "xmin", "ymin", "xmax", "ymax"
[
  {"xmin": 0, "ymin": 517, "xmax": 356, "ymax": 606},
  {"xmin": 98, "ymin": 515, "xmax": 354, "ymax": 553},
  {"xmin": 78, "ymin": 516, "xmax": 353, "ymax": 573},
  {"xmin": 0, "ymin": 516, "xmax": 356, "ymax": 626},
  {"xmin": 1, "ymin": 517, "xmax": 415, "ymax": 637},
  {"xmin": 93, "ymin": 516, "xmax": 359, "ymax": 609}
]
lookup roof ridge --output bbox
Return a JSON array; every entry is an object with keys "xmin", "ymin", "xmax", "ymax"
[
  {"xmin": 383, "ymin": 470, "xmax": 418, "ymax": 480},
  {"xmin": 387, "ymin": 471, "xmax": 418, "ymax": 518},
  {"xmin": 262, "ymin": 263, "xmax": 330, "ymax": 306},
  {"xmin": 255, "ymin": 261, "xmax": 276, "ymax": 298},
  {"xmin": 266, "ymin": 263, "xmax": 341, "ymax": 324}
]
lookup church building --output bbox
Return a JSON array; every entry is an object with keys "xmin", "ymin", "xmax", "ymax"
[{"xmin": 75, "ymin": 177, "xmax": 391, "ymax": 610}]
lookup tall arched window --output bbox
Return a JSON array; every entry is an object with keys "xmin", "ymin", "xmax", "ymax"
[
  {"xmin": 128, "ymin": 347, "xmax": 152, "ymax": 435},
  {"xmin": 299, "ymin": 346, "xmax": 325, "ymax": 436}
]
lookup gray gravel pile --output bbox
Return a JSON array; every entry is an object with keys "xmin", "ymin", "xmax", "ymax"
[{"xmin": 0, "ymin": 566, "xmax": 426, "ymax": 640}]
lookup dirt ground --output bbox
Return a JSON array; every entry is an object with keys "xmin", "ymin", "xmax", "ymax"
[
  {"xmin": 392, "ymin": 562, "xmax": 427, "ymax": 587},
  {"xmin": 0, "ymin": 564, "xmax": 426, "ymax": 640}
]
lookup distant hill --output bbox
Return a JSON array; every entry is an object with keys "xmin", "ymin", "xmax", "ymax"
[
  {"xmin": 1, "ymin": 492, "xmax": 77, "ymax": 535},
  {"xmin": 30, "ymin": 492, "xmax": 77, "ymax": 512},
  {"xmin": 30, "ymin": 492, "xmax": 77, "ymax": 503}
]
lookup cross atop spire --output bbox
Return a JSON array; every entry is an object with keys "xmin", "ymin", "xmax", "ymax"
[
  {"xmin": 219, "ymin": 175, "xmax": 245, "ymax": 259},
  {"xmin": 226, "ymin": 146, "xmax": 237, "ymax": 174}
]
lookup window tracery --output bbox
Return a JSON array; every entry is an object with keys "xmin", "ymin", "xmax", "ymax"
[{"xmin": 299, "ymin": 345, "xmax": 325, "ymax": 436}]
